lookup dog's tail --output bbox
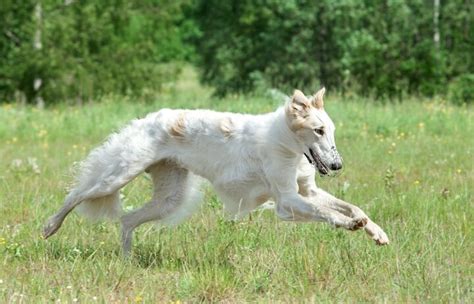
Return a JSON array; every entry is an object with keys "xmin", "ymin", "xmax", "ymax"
[
  {"xmin": 70, "ymin": 115, "xmax": 163, "ymax": 221},
  {"xmin": 75, "ymin": 192, "xmax": 122, "ymax": 221}
]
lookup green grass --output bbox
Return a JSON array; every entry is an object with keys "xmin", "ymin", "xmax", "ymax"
[{"xmin": 1, "ymin": 71, "xmax": 473, "ymax": 302}]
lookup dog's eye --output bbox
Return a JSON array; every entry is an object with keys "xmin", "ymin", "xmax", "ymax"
[{"xmin": 314, "ymin": 128, "xmax": 324, "ymax": 136}]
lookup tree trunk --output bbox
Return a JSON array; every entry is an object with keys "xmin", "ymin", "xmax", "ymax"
[
  {"xmin": 433, "ymin": 0, "xmax": 440, "ymax": 49},
  {"xmin": 34, "ymin": 1, "xmax": 44, "ymax": 108}
]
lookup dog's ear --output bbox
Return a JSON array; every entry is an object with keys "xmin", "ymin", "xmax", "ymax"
[
  {"xmin": 291, "ymin": 89, "xmax": 310, "ymax": 110},
  {"xmin": 312, "ymin": 87, "xmax": 325, "ymax": 109},
  {"xmin": 286, "ymin": 90, "xmax": 310, "ymax": 130}
]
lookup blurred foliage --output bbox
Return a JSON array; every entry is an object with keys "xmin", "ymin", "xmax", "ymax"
[
  {"xmin": 191, "ymin": 0, "xmax": 472, "ymax": 101},
  {"xmin": 0, "ymin": 0, "xmax": 193, "ymax": 104},
  {"xmin": 0, "ymin": 0, "xmax": 472, "ymax": 104},
  {"xmin": 448, "ymin": 74, "xmax": 474, "ymax": 105}
]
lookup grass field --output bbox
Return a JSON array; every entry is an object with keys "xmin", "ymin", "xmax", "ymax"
[{"xmin": 0, "ymin": 71, "xmax": 472, "ymax": 303}]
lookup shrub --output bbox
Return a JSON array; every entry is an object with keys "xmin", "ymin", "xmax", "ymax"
[{"xmin": 448, "ymin": 74, "xmax": 474, "ymax": 105}]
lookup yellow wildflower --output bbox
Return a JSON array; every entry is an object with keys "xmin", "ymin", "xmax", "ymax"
[{"xmin": 38, "ymin": 129, "xmax": 48, "ymax": 137}]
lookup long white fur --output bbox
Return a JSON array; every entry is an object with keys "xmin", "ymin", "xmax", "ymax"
[
  {"xmin": 43, "ymin": 88, "xmax": 389, "ymax": 255},
  {"xmin": 157, "ymin": 173, "xmax": 203, "ymax": 226}
]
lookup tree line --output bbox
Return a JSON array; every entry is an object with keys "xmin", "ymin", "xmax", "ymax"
[{"xmin": 1, "ymin": 0, "xmax": 472, "ymax": 105}]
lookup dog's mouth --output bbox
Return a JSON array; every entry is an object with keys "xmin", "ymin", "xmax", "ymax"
[{"xmin": 304, "ymin": 148, "xmax": 330, "ymax": 176}]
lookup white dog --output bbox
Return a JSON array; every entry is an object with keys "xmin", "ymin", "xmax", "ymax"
[{"xmin": 43, "ymin": 88, "xmax": 389, "ymax": 255}]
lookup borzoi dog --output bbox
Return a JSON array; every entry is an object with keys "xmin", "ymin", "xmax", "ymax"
[{"xmin": 43, "ymin": 88, "xmax": 389, "ymax": 255}]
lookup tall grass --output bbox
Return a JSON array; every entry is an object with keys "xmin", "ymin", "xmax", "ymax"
[{"xmin": 0, "ymin": 70, "xmax": 472, "ymax": 302}]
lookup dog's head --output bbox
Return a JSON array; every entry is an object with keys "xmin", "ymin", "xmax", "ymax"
[{"xmin": 285, "ymin": 88, "xmax": 342, "ymax": 176}]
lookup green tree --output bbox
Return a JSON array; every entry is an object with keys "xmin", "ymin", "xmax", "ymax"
[
  {"xmin": 0, "ymin": 0, "xmax": 193, "ymax": 104},
  {"xmin": 0, "ymin": 0, "xmax": 36, "ymax": 103},
  {"xmin": 191, "ymin": 0, "xmax": 473, "ymax": 100}
]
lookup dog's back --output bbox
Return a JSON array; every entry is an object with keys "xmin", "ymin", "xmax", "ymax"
[{"xmin": 156, "ymin": 109, "xmax": 272, "ymax": 182}]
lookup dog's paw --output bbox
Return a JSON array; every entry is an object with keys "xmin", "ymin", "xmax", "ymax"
[
  {"xmin": 348, "ymin": 217, "xmax": 368, "ymax": 231},
  {"xmin": 42, "ymin": 217, "xmax": 61, "ymax": 239},
  {"xmin": 364, "ymin": 221, "xmax": 389, "ymax": 245},
  {"xmin": 372, "ymin": 229, "xmax": 390, "ymax": 245}
]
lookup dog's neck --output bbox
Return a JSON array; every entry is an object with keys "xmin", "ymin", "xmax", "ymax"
[{"xmin": 267, "ymin": 107, "xmax": 304, "ymax": 156}]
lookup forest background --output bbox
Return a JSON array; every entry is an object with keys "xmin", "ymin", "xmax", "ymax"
[{"xmin": 1, "ymin": 0, "xmax": 472, "ymax": 105}]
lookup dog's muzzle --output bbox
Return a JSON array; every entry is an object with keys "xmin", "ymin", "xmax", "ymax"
[
  {"xmin": 329, "ymin": 146, "xmax": 343, "ymax": 171},
  {"xmin": 304, "ymin": 148, "xmax": 330, "ymax": 175},
  {"xmin": 304, "ymin": 146, "xmax": 342, "ymax": 176}
]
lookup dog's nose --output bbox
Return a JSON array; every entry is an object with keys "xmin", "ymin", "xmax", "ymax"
[{"xmin": 330, "ymin": 162, "xmax": 342, "ymax": 171}]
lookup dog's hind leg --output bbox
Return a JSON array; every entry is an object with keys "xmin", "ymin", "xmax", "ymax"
[
  {"xmin": 43, "ymin": 167, "xmax": 149, "ymax": 239},
  {"xmin": 120, "ymin": 161, "xmax": 202, "ymax": 256},
  {"xmin": 42, "ymin": 191, "xmax": 85, "ymax": 239},
  {"xmin": 43, "ymin": 158, "xmax": 156, "ymax": 239},
  {"xmin": 43, "ymin": 177, "xmax": 131, "ymax": 239},
  {"xmin": 43, "ymin": 120, "xmax": 167, "ymax": 239}
]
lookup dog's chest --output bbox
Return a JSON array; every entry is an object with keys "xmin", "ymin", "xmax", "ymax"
[{"xmin": 213, "ymin": 174, "xmax": 271, "ymax": 217}]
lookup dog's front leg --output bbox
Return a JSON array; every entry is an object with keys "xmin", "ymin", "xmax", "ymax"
[
  {"xmin": 296, "ymin": 168, "xmax": 368, "ymax": 229},
  {"xmin": 305, "ymin": 188, "xmax": 390, "ymax": 245},
  {"xmin": 275, "ymin": 192, "xmax": 367, "ymax": 230},
  {"xmin": 266, "ymin": 157, "xmax": 388, "ymax": 243},
  {"xmin": 266, "ymin": 158, "xmax": 361, "ymax": 230},
  {"xmin": 296, "ymin": 163, "xmax": 389, "ymax": 245}
]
